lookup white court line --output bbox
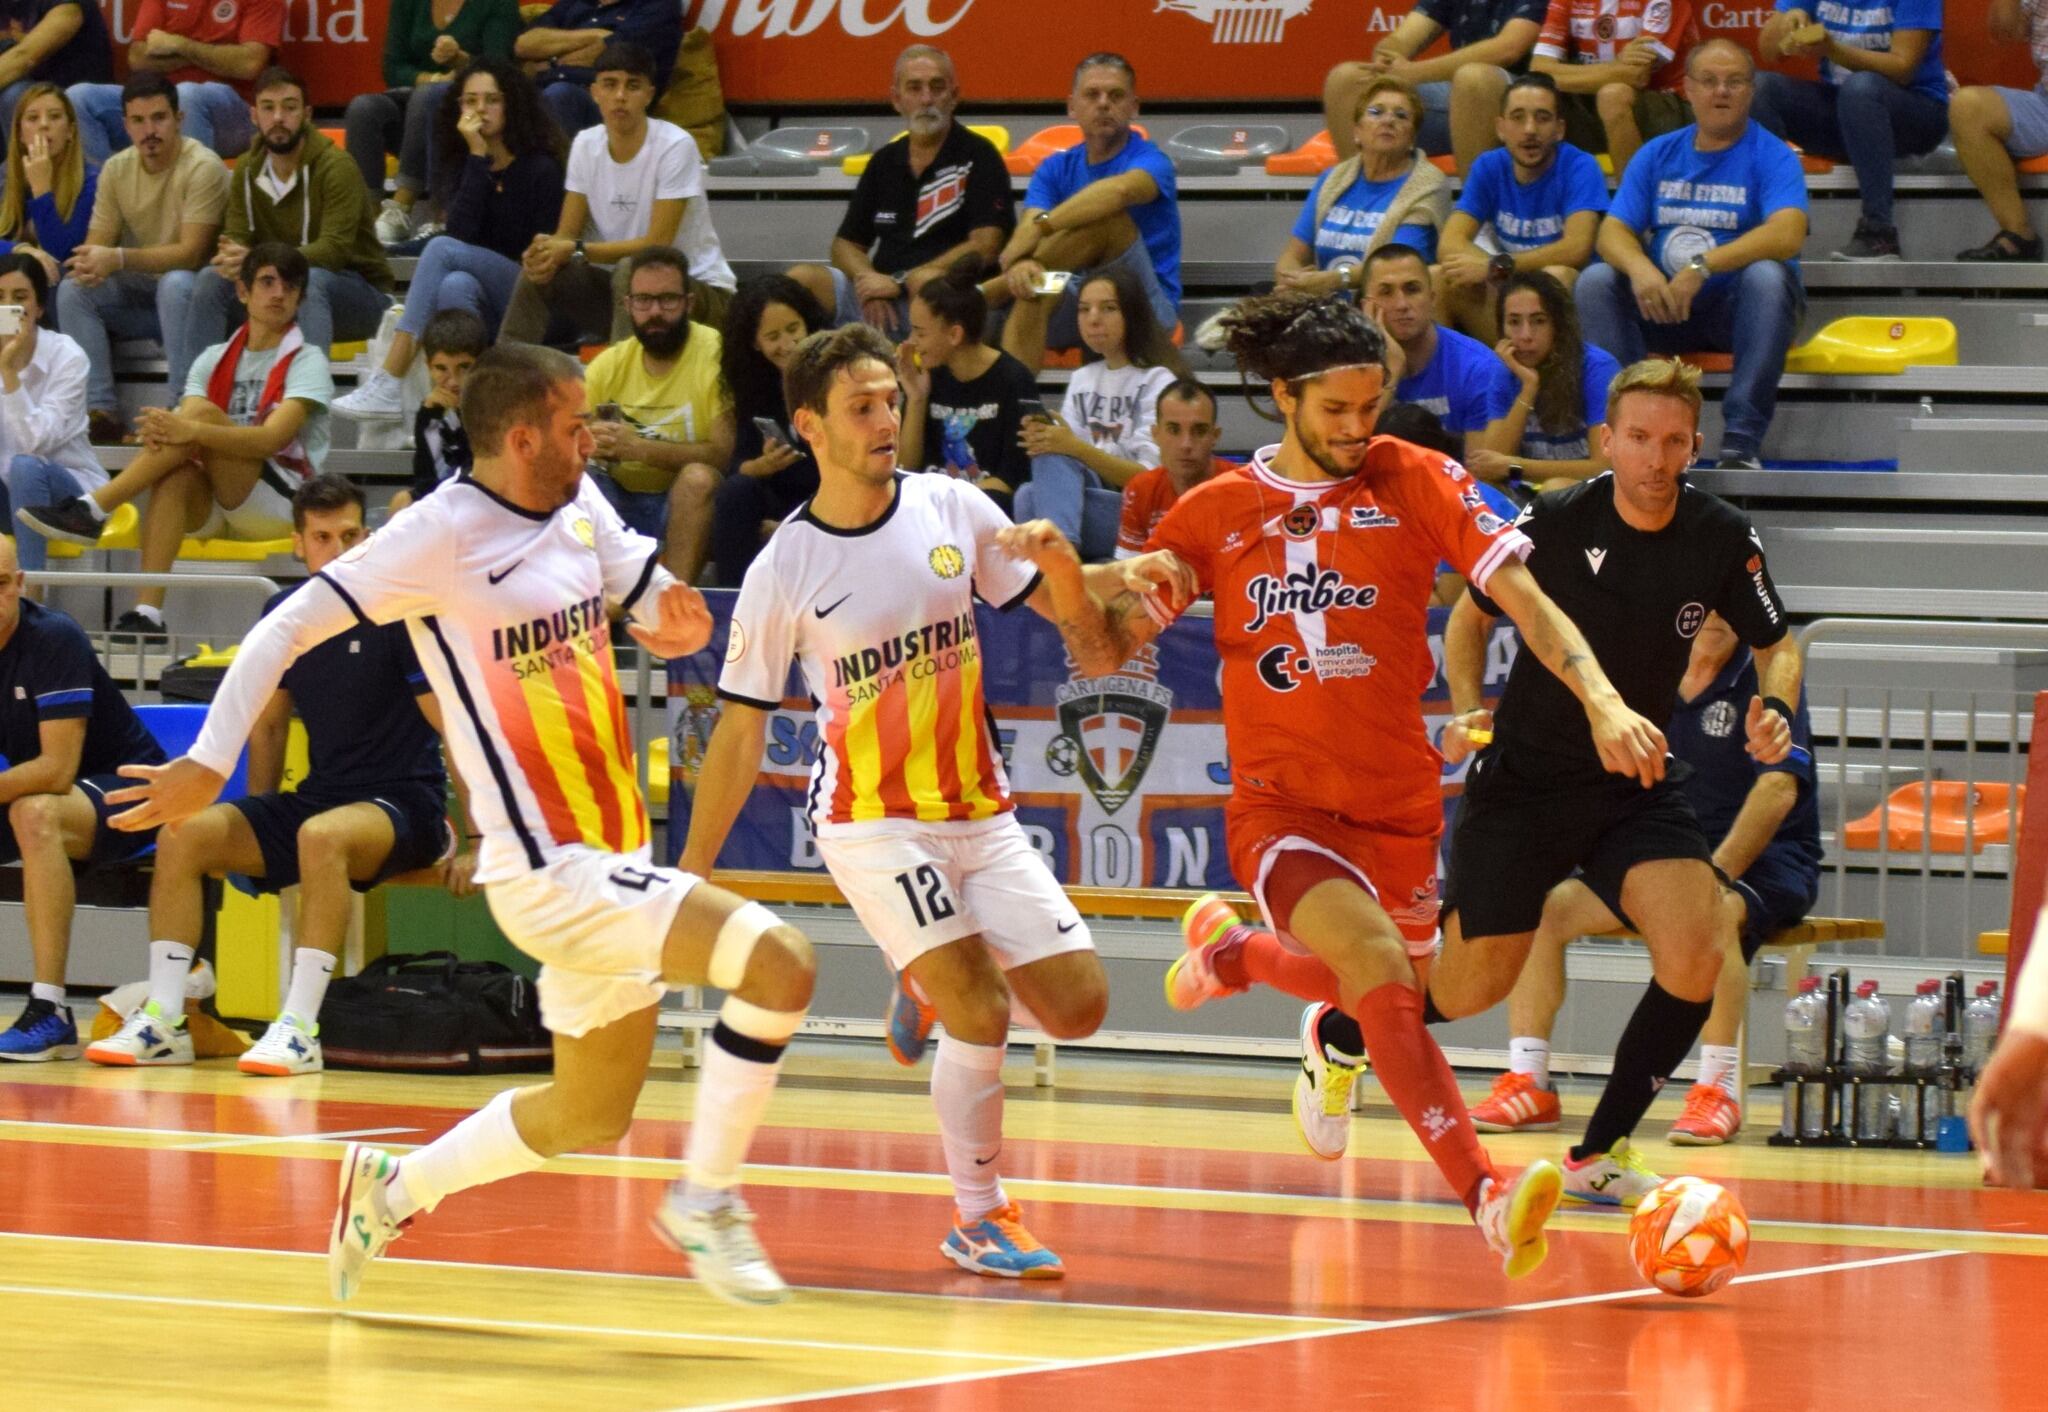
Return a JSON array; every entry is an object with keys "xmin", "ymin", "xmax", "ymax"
[
  {"xmin": 0, "ymin": 1230, "xmax": 1348, "ymax": 1327},
  {"xmin": 6, "ymin": 1114, "xmax": 2040, "ymax": 1249},
  {"xmin": 174, "ymin": 1125, "xmax": 418, "ymax": 1152},
  {"xmin": 668, "ymin": 1249, "xmax": 1967, "ymax": 1412},
  {"xmin": 0, "ymin": 1281, "xmax": 1061, "ymax": 1365}
]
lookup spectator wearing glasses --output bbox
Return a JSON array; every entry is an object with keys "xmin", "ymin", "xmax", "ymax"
[
  {"xmin": 1323, "ymin": 0, "xmax": 1548, "ymax": 170},
  {"xmin": 581, "ymin": 246, "xmax": 735, "ymax": 582}
]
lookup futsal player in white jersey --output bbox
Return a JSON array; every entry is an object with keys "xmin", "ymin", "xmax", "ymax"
[
  {"xmin": 684, "ymin": 323, "xmax": 1178, "ymax": 1279},
  {"xmin": 109, "ymin": 345, "xmax": 817, "ymax": 1308}
]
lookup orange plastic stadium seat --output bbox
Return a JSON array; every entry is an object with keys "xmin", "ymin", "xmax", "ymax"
[
  {"xmin": 1266, "ymin": 129, "xmax": 1337, "ymax": 176},
  {"xmin": 1843, "ymin": 781, "xmax": 2027, "ymax": 854},
  {"xmin": 1007, "ymin": 123, "xmax": 1147, "ymax": 175},
  {"xmin": 1428, "ymin": 153, "xmax": 1457, "ymax": 174},
  {"xmin": 1678, "ymin": 352, "xmax": 1734, "ymax": 373},
  {"xmin": 2019, "ymin": 153, "xmax": 2048, "ymax": 174},
  {"xmin": 1041, "ymin": 321, "xmax": 1184, "ymax": 370}
]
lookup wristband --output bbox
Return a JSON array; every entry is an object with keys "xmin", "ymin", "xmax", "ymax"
[{"xmin": 1761, "ymin": 695, "xmax": 1795, "ymax": 725}]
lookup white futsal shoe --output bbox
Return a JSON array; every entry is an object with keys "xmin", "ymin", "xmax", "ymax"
[
  {"xmin": 84, "ymin": 1002, "xmax": 194, "ymax": 1066},
  {"xmin": 330, "ymin": 1144, "xmax": 407, "ymax": 1300},
  {"xmin": 239, "ymin": 1013, "xmax": 324, "ymax": 1076},
  {"xmin": 1293, "ymin": 1003, "xmax": 1368, "ymax": 1161},
  {"xmin": 1476, "ymin": 1160, "xmax": 1564, "ymax": 1279},
  {"xmin": 652, "ymin": 1183, "xmax": 790, "ymax": 1306}
]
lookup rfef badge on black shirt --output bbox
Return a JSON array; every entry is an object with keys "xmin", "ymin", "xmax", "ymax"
[{"xmin": 1469, "ymin": 473, "xmax": 1788, "ymax": 780}]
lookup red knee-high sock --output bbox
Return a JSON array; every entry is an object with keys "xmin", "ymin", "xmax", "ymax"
[
  {"xmin": 1351, "ymin": 982, "xmax": 1495, "ymax": 1215},
  {"xmin": 1211, "ymin": 927, "xmax": 1345, "ymax": 1005}
]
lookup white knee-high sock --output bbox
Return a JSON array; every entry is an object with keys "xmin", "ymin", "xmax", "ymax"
[
  {"xmin": 932, "ymin": 1035, "xmax": 1008, "ymax": 1220},
  {"xmin": 680, "ymin": 998, "xmax": 800, "ymax": 1210},
  {"xmin": 389, "ymin": 1088, "xmax": 545, "ymax": 1222}
]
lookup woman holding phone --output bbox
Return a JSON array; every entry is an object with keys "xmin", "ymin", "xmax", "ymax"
[
  {"xmin": 707, "ymin": 275, "xmax": 830, "ymax": 585},
  {"xmin": 0, "ymin": 252, "xmax": 100, "ymax": 578}
]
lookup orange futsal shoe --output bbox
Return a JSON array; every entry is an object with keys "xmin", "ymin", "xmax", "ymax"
[
  {"xmin": 1470, "ymin": 1070, "xmax": 1562, "ymax": 1133},
  {"xmin": 1669, "ymin": 1083, "xmax": 1742, "ymax": 1146},
  {"xmin": 1164, "ymin": 892, "xmax": 1247, "ymax": 1012}
]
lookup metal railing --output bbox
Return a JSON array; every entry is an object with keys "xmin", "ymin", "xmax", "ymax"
[
  {"xmin": 1797, "ymin": 617, "xmax": 2046, "ymax": 958},
  {"xmin": 28, "ymin": 571, "xmax": 284, "ymax": 694}
]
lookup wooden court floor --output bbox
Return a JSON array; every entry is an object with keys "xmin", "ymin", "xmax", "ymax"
[{"xmin": 3, "ymin": 1019, "xmax": 2044, "ymax": 1411}]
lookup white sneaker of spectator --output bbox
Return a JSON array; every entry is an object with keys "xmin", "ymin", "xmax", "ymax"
[
  {"xmin": 374, "ymin": 198, "xmax": 420, "ymax": 247},
  {"xmin": 334, "ymin": 369, "xmax": 407, "ymax": 422}
]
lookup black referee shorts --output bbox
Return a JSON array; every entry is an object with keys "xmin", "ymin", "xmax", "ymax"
[
  {"xmin": 1443, "ymin": 749, "xmax": 1715, "ymax": 939},
  {"xmin": 230, "ymin": 783, "xmax": 450, "ymax": 895}
]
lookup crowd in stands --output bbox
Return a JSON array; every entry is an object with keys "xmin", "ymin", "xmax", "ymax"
[{"xmin": 0, "ymin": 3, "xmax": 2044, "ymax": 603}]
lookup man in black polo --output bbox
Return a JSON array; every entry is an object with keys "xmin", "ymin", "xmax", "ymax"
[
  {"xmin": 87, "ymin": 473, "xmax": 459, "ymax": 1072},
  {"xmin": 0, "ymin": 533, "xmax": 165, "ymax": 1061},
  {"xmin": 787, "ymin": 43, "xmax": 1012, "ymax": 335}
]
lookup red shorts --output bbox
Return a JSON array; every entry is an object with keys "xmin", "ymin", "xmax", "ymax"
[{"xmin": 1226, "ymin": 799, "xmax": 1443, "ymax": 961}]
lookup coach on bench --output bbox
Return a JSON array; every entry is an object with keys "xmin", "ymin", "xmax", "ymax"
[
  {"xmin": 0, "ymin": 534, "xmax": 166, "ymax": 1061},
  {"xmin": 87, "ymin": 473, "xmax": 467, "ymax": 1074}
]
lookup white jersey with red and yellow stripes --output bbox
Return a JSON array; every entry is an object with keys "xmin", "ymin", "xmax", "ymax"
[
  {"xmin": 188, "ymin": 475, "xmax": 670, "ymax": 886},
  {"xmin": 717, "ymin": 473, "xmax": 1038, "ymax": 838}
]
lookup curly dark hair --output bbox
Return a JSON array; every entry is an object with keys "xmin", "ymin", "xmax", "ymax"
[
  {"xmin": 432, "ymin": 57, "xmax": 565, "ymax": 208},
  {"xmin": 1496, "ymin": 269, "xmax": 1585, "ymax": 439},
  {"xmin": 719, "ymin": 274, "xmax": 830, "ymax": 423},
  {"xmin": 1217, "ymin": 287, "xmax": 1386, "ymax": 420}
]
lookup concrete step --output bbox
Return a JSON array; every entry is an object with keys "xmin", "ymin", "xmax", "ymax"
[{"xmin": 1898, "ymin": 417, "xmax": 2048, "ymax": 473}]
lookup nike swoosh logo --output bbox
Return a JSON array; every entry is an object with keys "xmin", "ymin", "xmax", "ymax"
[
  {"xmin": 1057, "ymin": 920, "xmax": 1079, "ymax": 933},
  {"xmin": 488, "ymin": 560, "xmax": 523, "ymax": 585},
  {"xmin": 814, "ymin": 593, "xmax": 852, "ymax": 619},
  {"xmin": 973, "ymin": 1152, "xmax": 1000, "ymax": 1166}
]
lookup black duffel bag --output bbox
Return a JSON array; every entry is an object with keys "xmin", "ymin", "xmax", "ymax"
[{"xmin": 319, "ymin": 951, "xmax": 553, "ymax": 1074}]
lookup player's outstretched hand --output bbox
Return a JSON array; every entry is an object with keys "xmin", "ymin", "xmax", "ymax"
[
  {"xmin": 627, "ymin": 582, "xmax": 714, "ymax": 659},
  {"xmin": 996, "ymin": 520, "xmax": 1081, "ymax": 575},
  {"xmin": 1971, "ymin": 1029, "xmax": 2048, "ymax": 1189},
  {"xmin": 1590, "ymin": 701, "xmax": 1668, "ymax": 787},
  {"xmin": 104, "ymin": 757, "xmax": 227, "ymax": 832},
  {"xmin": 1115, "ymin": 549, "xmax": 1197, "ymax": 613},
  {"xmin": 1744, "ymin": 695, "xmax": 1793, "ymax": 764},
  {"xmin": 1439, "ymin": 708, "xmax": 1494, "ymax": 766},
  {"xmin": 441, "ymin": 850, "xmax": 480, "ymax": 899}
]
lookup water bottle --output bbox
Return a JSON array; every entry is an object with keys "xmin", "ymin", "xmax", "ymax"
[
  {"xmin": 1902, "ymin": 979, "xmax": 1946, "ymax": 1140},
  {"xmin": 1844, "ymin": 981, "xmax": 1892, "ymax": 1141},
  {"xmin": 1782, "ymin": 977, "xmax": 1827, "ymax": 1138},
  {"xmin": 1965, "ymin": 981, "xmax": 2003, "ymax": 1073}
]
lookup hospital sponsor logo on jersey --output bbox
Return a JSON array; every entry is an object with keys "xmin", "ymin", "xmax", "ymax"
[
  {"xmin": 490, "ymin": 592, "xmax": 610, "ymax": 677},
  {"xmin": 1254, "ymin": 641, "xmax": 1378, "ymax": 692},
  {"xmin": 1157, "ymin": 0, "xmax": 1314, "ymax": 45},
  {"xmin": 828, "ymin": 609, "xmax": 979, "ymax": 703},
  {"xmin": 1243, "ymin": 565, "xmax": 1379, "ymax": 633},
  {"xmin": 1701, "ymin": 698, "xmax": 1738, "ymax": 738},
  {"xmin": 1049, "ymin": 644, "xmax": 1172, "ymax": 813},
  {"xmin": 914, "ymin": 165, "xmax": 973, "ymax": 238},
  {"xmin": 1474, "ymin": 511, "xmax": 1507, "ymax": 535}
]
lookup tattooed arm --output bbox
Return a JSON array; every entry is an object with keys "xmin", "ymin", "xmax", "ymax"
[
  {"xmin": 996, "ymin": 521, "xmax": 1191, "ymax": 677},
  {"xmin": 1479, "ymin": 558, "xmax": 1669, "ymax": 787}
]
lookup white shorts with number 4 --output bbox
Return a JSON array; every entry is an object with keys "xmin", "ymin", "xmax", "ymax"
[
  {"xmin": 817, "ymin": 815, "xmax": 1094, "ymax": 974},
  {"xmin": 487, "ymin": 845, "xmax": 704, "ymax": 1038}
]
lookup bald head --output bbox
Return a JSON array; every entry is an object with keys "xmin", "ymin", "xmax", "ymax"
[
  {"xmin": 0, "ymin": 534, "xmax": 22, "ymax": 634},
  {"xmin": 1686, "ymin": 38, "xmax": 1754, "ymax": 80},
  {"xmin": 0, "ymin": 536, "xmax": 18, "ymax": 576}
]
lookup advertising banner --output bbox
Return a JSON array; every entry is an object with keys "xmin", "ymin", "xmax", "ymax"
[{"xmin": 667, "ymin": 591, "xmax": 1522, "ymax": 889}]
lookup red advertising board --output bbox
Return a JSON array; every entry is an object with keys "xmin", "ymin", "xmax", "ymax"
[{"xmin": 97, "ymin": 0, "xmax": 2035, "ymax": 110}]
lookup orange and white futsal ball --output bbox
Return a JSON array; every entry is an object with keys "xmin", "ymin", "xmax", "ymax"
[{"xmin": 1628, "ymin": 1175, "xmax": 1750, "ymax": 1298}]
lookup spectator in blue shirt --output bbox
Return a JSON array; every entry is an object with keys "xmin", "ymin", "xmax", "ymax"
[
  {"xmin": 1324, "ymin": 0, "xmax": 1548, "ymax": 170},
  {"xmin": 0, "ymin": 536, "xmax": 166, "ymax": 1061},
  {"xmin": 1753, "ymin": 0, "xmax": 1947, "ymax": 259},
  {"xmin": 984, "ymin": 53, "xmax": 1180, "ymax": 374},
  {"xmin": 513, "ymin": 0, "xmax": 681, "ymax": 139},
  {"xmin": 1277, "ymin": 77, "xmax": 1451, "ymax": 293},
  {"xmin": 0, "ymin": 83, "xmax": 97, "ymax": 279},
  {"xmin": 1949, "ymin": 0, "xmax": 2048, "ymax": 261},
  {"xmin": 1466, "ymin": 270, "xmax": 1620, "ymax": 491},
  {"xmin": 1438, "ymin": 73, "xmax": 1607, "ymax": 340},
  {"xmin": 1578, "ymin": 40, "xmax": 1808, "ymax": 469},
  {"xmin": 1364, "ymin": 242, "xmax": 1520, "ymax": 457}
]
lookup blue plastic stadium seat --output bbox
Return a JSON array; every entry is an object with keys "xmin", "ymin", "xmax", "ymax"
[{"xmin": 133, "ymin": 702, "xmax": 250, "ymax": 805}]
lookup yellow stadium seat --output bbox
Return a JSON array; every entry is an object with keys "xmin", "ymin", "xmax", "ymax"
[
  {"xmin": 43, "ymin": 500, "xmax": 139, "ymax": 559},
  {"xmin": 1782, "ymin": 316, "xmax": 1958, "ymax": 375},
  {"xmin": 330, "ymin": 341, "xmax": 368, "ymax": 362},
  {"xmin": 178, "ymin": 536, "xmax": 293, "ymax": 562},
  {"xmin": 842, "ymin": 123, "xmax": 1010, "ymax": 175}
]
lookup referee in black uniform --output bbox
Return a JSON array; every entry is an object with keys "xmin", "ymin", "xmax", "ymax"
[{"xmin": 1434, "ymin": 357, "xmax": 1803, "ymax": 1205}]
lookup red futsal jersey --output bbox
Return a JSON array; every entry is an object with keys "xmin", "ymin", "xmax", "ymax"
[
  {"xmin": 1535, "ymin": 0, "xmax": 1697, "ymax": 92},
  {"xmin": 1144, "ymin": 438, "xmax": 1530, "ymax": 832}
]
